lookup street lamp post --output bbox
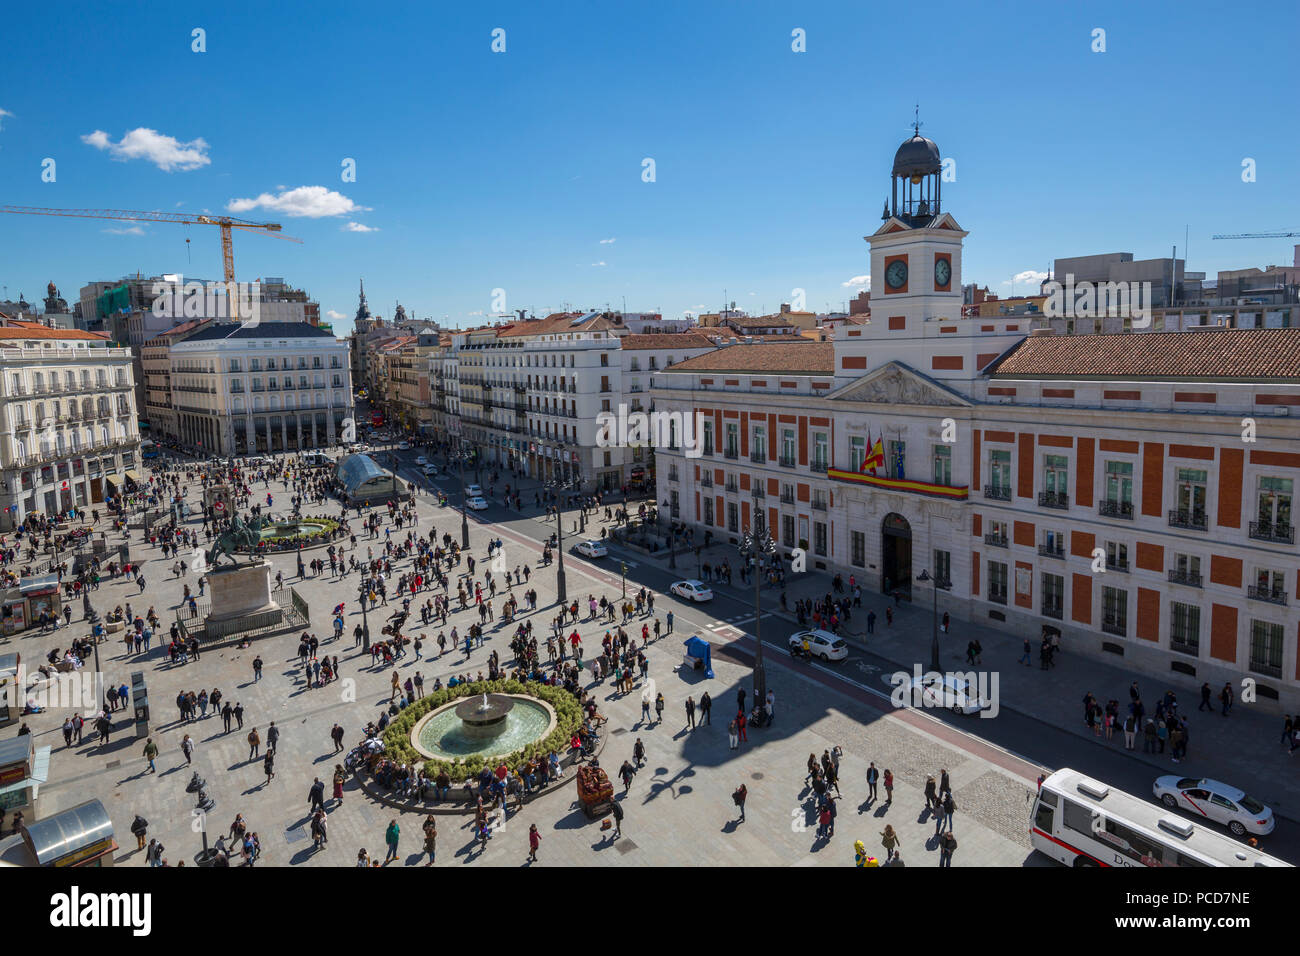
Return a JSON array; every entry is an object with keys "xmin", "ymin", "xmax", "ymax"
[
  {"xmin": 620, "ymin": 560, "xmax": 627, "ymax": 599},
  {"xmin": 916, "ymin": 569, "xmax": 948, "ymax": 673},
  {"xmin": 548, "ymin": 480, "xmax": 568, "ymax": 604},
  {"xmin": 739, "ymin": 509, "xmax": 776, "ymax": 715},
  {"xmin": 663, "ymin": 497, "xmax": 676, "ymax": 569},
  {"xmin": 457, "ymin": 452, "xmax": 470, "ymax": 549},
  {"xmin": 87, "ymin": 608, "xmax": 106, "ymax": 714}
]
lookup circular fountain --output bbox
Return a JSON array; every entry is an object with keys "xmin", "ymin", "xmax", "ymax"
[
  {"xmin": 258, "ymin": 519, "xmax": 331, "ymax": 542},
  {"xmin": 411, "ymin": 693, "xmax": 556, "ymax": 762}
]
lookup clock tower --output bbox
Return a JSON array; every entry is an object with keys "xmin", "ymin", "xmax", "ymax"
[{"xmin": 866, "ymin": 125, "xmax": 966, "ymax": 333}]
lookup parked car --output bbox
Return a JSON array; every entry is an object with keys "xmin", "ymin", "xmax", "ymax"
[
  {"xmin": 466, "ymin": 483, "xmax": 482, "ymax": 497},
  {"xmin": 397, "ymin": 441, "xmax": 410, "ymax": 450},
  {"xmin": 422, "ymin": 463, "xmax": 439, "ymax": 476},
  {"xmin": 1153, "ymin": 776, "xmax": 1275, "ymax": 836},
  {"xmin": 465, "ymin": 496, "xmax": 489, "ymax": 511},
  {"xmin": 415, "ymin": 456, "xmax": 428, "ymax": 466},
  {"xmin": 787, "ymin": 629, "xmax": 848, "ymax": 662},
  {"xmin": 904, "ymin": 674, "xmax": 990, "ymax": 715},
  {"xmin": 670, "ymin": 580, "xmax": 713, "ymax": 603},
  {"xmin": 574, "ymin": 540, "xmax": 608, "ymax": 558}
]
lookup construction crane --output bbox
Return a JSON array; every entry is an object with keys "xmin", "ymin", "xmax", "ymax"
[
  {"xmin": 0, "ymin": 204, "xmax": 302, "ymax": 318},
  {"xmin": 1212, "ymin": 231, "xmax": 1299, "ymax": 239}
]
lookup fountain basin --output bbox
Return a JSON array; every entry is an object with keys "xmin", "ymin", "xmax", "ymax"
[{"xmin": 410, "ymin": 694, "xmax": 556, "ymax": 763}]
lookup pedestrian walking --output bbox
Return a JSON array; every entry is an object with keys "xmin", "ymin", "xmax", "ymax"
[
  {"xmin": 699, "ymin": 691, "xmax": 712, "ymax": 725},
  {"xmin": 609, "ymin": 799, "xmax": 624, "ymax": 839},
  {"xmin": 527, "ymin": 823, "xmax": 540, "ymax": 862},
  {"xmin": 883, "ymin": 768, "xmax": 894, "ymax": 804},
  {"xmin": 267, "ymin": 721, "xmax": 279, "ymax": 755},
  {"xmin": 142, "ymin": 737, "xmax": 158, "ymax": 773},
  {"xmin": 880, "ymin": 824, "xmax": 900, "ymax": 856},
  {"xmin": 181, "ymin": 734, "xmax": 194, "ymax": 765},
  {"xmin": 309, "ymin": 777, "xmax": 325, "ymax": 811},
  {"xmin": 384, "ymin": 819, "xmax": 400, "ymax": 864},
  {"xmin": 866, "ymin": 762, "xmax": 879, "ymax": 801},
  {"xmin": 939, "ymin": 831, "xmax": 957, "ymax": 867},
  {"xmin": 248, "ymin": 728, "xmax": 261, "ymax": 760},
  {"xmin": 732, "ymin": 783, "xmax": 747, "ymax": 822},
  {"xmin": 130, "ymin": 814, "xmax": 148, "ymax": 851},
  {"xmin": 263, "ymin": 751, "xmax": 275, "ymax": 784},
  {"xmin": 727, "ymin": 719, "xmax": 739, "ymax": 750},
  {"xmin": 422, "ymin": 814, "xmax": 437, "ymax": 865},
  {"xmin": 685, "ymin": 696, "xmax": 696, "ymax": 730}
]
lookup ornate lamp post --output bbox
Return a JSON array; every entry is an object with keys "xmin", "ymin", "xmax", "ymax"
[
  {"xmin": 357, "ymin": 579, "xmax": 371, "ymax": 652},
  {"xmin": 663, "ymin": 496, "xmax": 676, "ymax": 569},
  {"xmin": 549, "ymin": 480, "xmax": 567, "ymax": 604},
  {"xmin": 739, "ymin": 507, "xmax": 776, "ymax": 711}
]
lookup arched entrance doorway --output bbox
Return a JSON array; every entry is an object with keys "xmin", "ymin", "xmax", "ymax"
[{"xmin": 881, "ymin": 512, "xmax": 912, "ymax": 600}]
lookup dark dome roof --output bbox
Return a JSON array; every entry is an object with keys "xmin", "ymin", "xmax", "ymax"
[{"xmin": 892, "ymin": 134, "xmax": 941, "ymax": 178}]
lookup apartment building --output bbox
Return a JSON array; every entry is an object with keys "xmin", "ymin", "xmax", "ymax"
[
  {"xmin": 166, "ymin": 322, "xmax": 353, "ymax": 456},
  {"xmin": 0, "ymin": 325, "xmax": 140, "ymax": 526}
]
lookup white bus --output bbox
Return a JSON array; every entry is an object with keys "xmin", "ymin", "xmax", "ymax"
[{"xmin": 1030, "ymin": 768, "xmax": 1291, "ymax": 868}]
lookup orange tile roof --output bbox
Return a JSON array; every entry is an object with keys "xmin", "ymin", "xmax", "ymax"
[
  {"xmin": 498, "ymin": 313, "xmax": 618, "ymax": 338},
  {"xmin": 620, "ymin": 332, "xmax": 717, "ymax": 350},
  {"xmin": 662, "ymin": 342, "xmax": 835, "ymax": 374},
  {"xmin": 0, "ymin": 326, "xmax": 109, "ymax": 341},
  {"xmin": 990, "ymin": 328, "xmax": 1300, "ymax": 381}
]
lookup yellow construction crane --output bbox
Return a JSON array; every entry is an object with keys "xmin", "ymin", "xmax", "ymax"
[{"xmin": 0, "ymin": 204, "xmax": 302, "ymax": 318}]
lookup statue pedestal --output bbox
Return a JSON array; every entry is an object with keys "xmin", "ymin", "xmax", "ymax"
[{"xmin": 205, "ymin": 561, "xmax": 279, "ymax": 623}]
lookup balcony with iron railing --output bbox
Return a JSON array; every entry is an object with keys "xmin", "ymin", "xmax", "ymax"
[
  {"xmin": 1105, "ymin": 559, "xmax": 1129, "ymax": 573},
  {"xmin": 780, "ymin": 491, "xmax": 795, "ymax": 504},
  {"xmin": 812, "ymin": 498, "xmax": 828, "ymax": 511},
  {"xmin": 779, "ymin": 454, "xmax": 796, "ymax": 468},
  {"xmin": 810, "ymin": 460, "xmax": 828, "ymax": 474},
  {"xmin": 1247, "ymin": 585, "xmax": 1288, "ymax": 606},
  {"xmin": 1167, "ymin": 569, "xmax": 1203, "ymax": 588},
  {"xmin": 1038, "ymin": 491, "xmax": 1069, "ymax": 510},
  {"xmin": 724, "ymin": 447, "xmax": 739, "ymax": 461},
  {"xmin": 984, "ymin": 484, "xmax": 1011, "ymax": 501},
  {"xmin": 1249, "ymin": 520, "xmax": 1295, "ymax": 545},
  {"xmin": 668, "ymin": 469, "xmax": 679, "ymax": 482},
  {"xmin": 1168, "ymin": 509, "xmax": 1208, "ymax": 531},
  {"xmin": 983, "ymin": 533, "xmax": 1008, "ymax": 548},
  {"xmin": 1037, "ymin": 543, "xmax": 1065, "ymax": 559},
  {"xmin": 752, "ymin": 485, "xmax": 765, "ymax": 499},
  {"xmin": 701, "ymin": 474, "xmax": 714, "ymax": 488},
  {"xmin": 1098, "ymin": 499, "xmax": 1134, "ymax": 520},
  {"xmin": 725, "ymin": 479, "xmax": 739, "ymax": 493},
  {"xmin": 750, "ymin": 450, "xmax": 767, "ymax": 464}
]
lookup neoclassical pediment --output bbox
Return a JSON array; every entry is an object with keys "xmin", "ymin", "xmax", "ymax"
[{"xmin": 828, "ymin": 361, "xmax": 971, "ymax": 407}]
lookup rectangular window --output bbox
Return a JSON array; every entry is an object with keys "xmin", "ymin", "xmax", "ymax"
[
  {"xmin": 725, "ymin": 423, "xmax": 739, "ymax": 458},
  {"xmin": 1175, "ymin": 468, "xmax": 1208, "ymax": 523},
  {"xmin": 934, "ymin": 549, "xmax": 951, "ymax": 586},
  {"xmin": 850, "ymin": 436, "xmax": 866, "ymax": 472},
  {"xmin": 851, "ymin": 530, "xmax": 865, "ymax": 567},
  {"xmin": 812, "ymin": 432, "xmax": 828, "ymax": 471},
  {"xmin": 727, "ymin": 502, "xmax": 739, "ymax": 532},
  {"xmin": 1256, "ymin": 476, "xmax": 1293, "ymax": 540},
  {"xmin": 752, "ymin": 427, "xmax": 767, "ymax": 461},
  {"xmin": 1250, "ymin": 621, "xmax": 1284, "ymax": 677},
  {"xmin": 782, "ymin": 429, "xmax": 796, "ymax": 466},
  {"xmin": 1042, "ymin": 572, "xmax": 1064, "ymax": 619},
  {"xmin": 703, "ymin": 421, "xmax": 714, "ymax": 456},
  {"xmin": 1105, "ymin": 541, "xmax": 1128, "ymax": 572},
  {"xmin": 933, "ymin": 445, "xmax": 952, "ymax": 486},
  {"xmin": 813, "ymin": 521, "xmax": 827, "ymax": 556},
  {"xmin": 1102, "ymin": 586, "xmax": 1128, "ymax": 636},
  {"xmin": 782, "ymin": 514, "xmax": 795, "ymax": 548},
  {"xmin": 1170, "ymin": 602, "xmax": 1200, "ymax": 655},
  {"xmin": 988, "ymin": 561, "xmax": 1008, "ymax": 604},
  {"xmin": 703, "ymin": 497, "xmax": 714, "ymax": 525},
  {"xmin": 1102, "ymin": 460, "xmax": 1134, "ymax": 518},
  {"xmin": 989, "ymin": 449, "xmax": 1011, "ymax": 497}
]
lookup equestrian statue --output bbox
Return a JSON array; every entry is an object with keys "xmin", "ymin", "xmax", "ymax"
[{"xmin": 205, "ymin": 514, "xmax": 267, "ymax": 568}]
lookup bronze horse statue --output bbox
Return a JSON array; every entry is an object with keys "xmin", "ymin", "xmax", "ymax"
[{"xmin": 205, "ymin": 514, "xmax": 267, "ymax": 568}]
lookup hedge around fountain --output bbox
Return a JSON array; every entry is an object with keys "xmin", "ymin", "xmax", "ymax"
[
  {"xmin": 255, "ymin": 515, "xmax": 342, "ymax": 548},
  {"xmin": 382, "ymin": 679, "xmax": 583, "ymax": 782}
]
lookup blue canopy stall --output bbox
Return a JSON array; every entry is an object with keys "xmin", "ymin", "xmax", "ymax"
[{"xmin": 682, "ymin": 636, "xmax": 714, "ymax": 679}]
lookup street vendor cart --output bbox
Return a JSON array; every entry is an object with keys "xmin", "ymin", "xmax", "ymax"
[{"xmin": 576, "ymin": 764, "xmax": 614, "ymax": 819}]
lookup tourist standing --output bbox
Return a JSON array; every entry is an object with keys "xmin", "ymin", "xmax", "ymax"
[
  {"xmin": 528, "ymin": 823, "xmax": 540, "ymax": 862},
  {"xmin": 384, "ymin": 819, "xmax": 400, "ymax": 864}
]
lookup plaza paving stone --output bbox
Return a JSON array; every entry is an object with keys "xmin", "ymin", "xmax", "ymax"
[{"xmin": 18, "ymin": 453, "xmax": 1043, "ymax": 867}]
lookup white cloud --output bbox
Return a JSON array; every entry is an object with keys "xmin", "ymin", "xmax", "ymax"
[
  {"xmin": 591, "ymin": 261, "xmax": 606, "ymax": 267},
  {"xmin": 0, "ymin": 108, "xmax": 12, "ymax": 131},
  {"xmin": 103, "ymin": 225, "xmax": 145, "ymax": 236},
  {"xmin": 599, "ymin": 237, "xmax": 616, "ymax": 244},
  {"xmin": 343, "ymin": 221, "xmax": 379, "ymax": 233},
  {"xmin": 81, "ymin": 127, "xmax": 211, "ymax": 172},
  {"xmin": 467, "ymin": 310, "xmax": 485, "ymax": 317},
  {"xmin": 326, "ymin": 310, "xmax": 345, "ymax": 320},
  {"xmin": 1005, "ymin": 269, "xmax": 1049, "ymax": 288},
  {"xmin": 227, "ymin": 185, "xmax": 368, "ymax": 219},
  {"xmin": 174, "ymin": 201, "xmax": 185, "ymax": 207},
  {"xmin": 841, "ymin": 274, "xmax": 871, "ymax": 289}
]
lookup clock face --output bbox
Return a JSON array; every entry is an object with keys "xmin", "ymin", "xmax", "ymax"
[
  {"xmin": 885, "ymin": 259, "xmax": 908, "ymax": 290},
  {"xmin": 935, "ymin": 258, "xmax": 951, "ymax": 288}
]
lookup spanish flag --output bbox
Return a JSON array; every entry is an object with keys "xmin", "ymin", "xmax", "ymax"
[{"xmin": 864, "ymin": 434, "xmax": 886, "ymax": 475}]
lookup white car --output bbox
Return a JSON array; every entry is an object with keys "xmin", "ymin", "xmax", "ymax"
[
  {"xmin": 906, "ymin": 674, "xmax": 990, "ymax": 715},
  {"xmin": 465, "ymin": 496, "xmax": 489, "ymax": 511},
  {"xmin": 670, "ymin": 580, "xmax": 713, "ymax": 603},
  {"xmin": 398, "ymin": 441, "xmax": 410, "ymax": 450},
  {"xmin": 1153, "ymin": 776, "xmax": 1275, "ymax": 837},
  {"xmin": 415, "ymin": 456, "xmax": 428, "ymax": 466},
  {"xmin": 422, "ymin": 463, "xmax": 439, "ymax": 476},
  {"xmin": 351, "ymin": 443, "xmax": 370, "ymax": 453},
  {"xmin": 574, "ymin": 540, "xmax": 608, "ymax": 558},
  {"xmin": 788, "ymin": 629, "xmax": 848, "ymax": 662},
  {"xmin": 466, "ymin": 483, "xmax": 483, "ymax": 497}
]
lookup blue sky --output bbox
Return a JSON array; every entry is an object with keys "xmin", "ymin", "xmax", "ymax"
[{"xmin": 1, "ymin": 0, "xmax": 1297, "ymax": 332}]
